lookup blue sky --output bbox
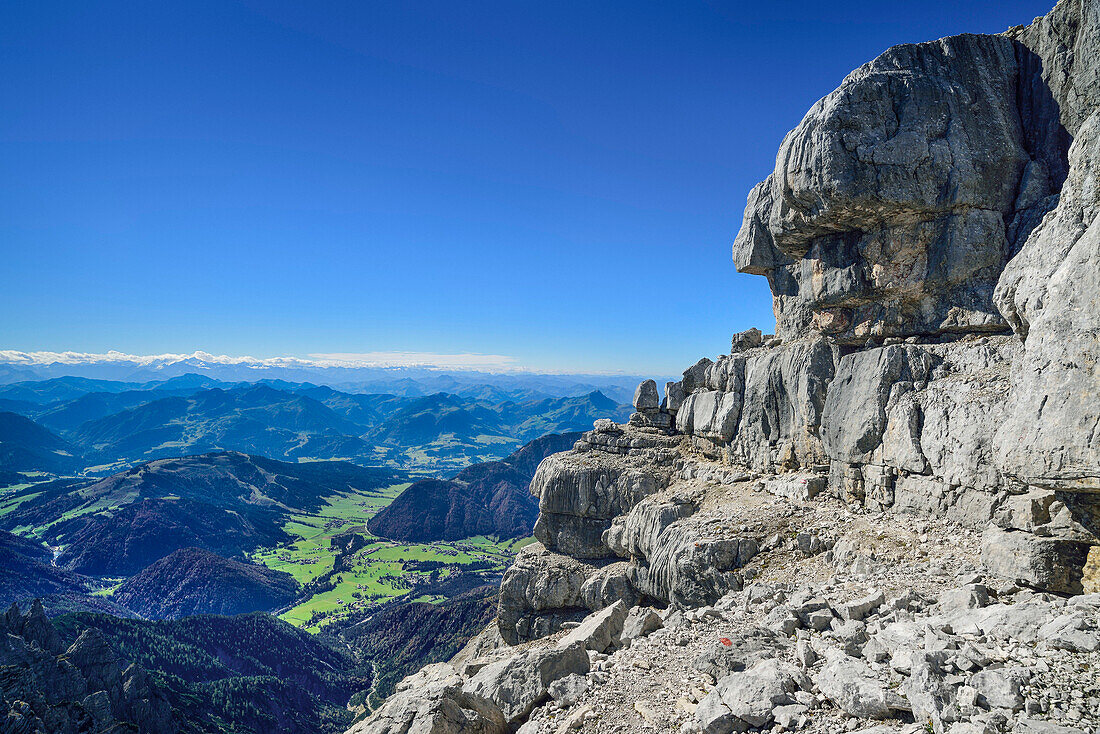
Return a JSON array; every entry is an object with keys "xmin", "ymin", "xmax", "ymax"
[{"xmin": 0, "ymin": 0, "xmax": 1053, "ymax": 374}]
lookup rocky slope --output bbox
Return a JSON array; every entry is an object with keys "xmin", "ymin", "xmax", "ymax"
[
  {"xmin": 51, "ymin": 610, "xmax": 368, "ymax": 733},
  {"xmin": 114, "ymin": 547, "xmax": 299, "ymax": 620},
  {"xmin": 0, "ymin": 600, "xmax": 175, "ymax": 733},
  {"xmin": 349, "ymin": 1, "xmax": 1100, "ymax": 733},
  {"xmin": 323, "ymin": 586, "xmax": 499, "ymax": 708},
  {"xmin": 367, "ymin": 433, "xmax": 582, "ymax": 542}
]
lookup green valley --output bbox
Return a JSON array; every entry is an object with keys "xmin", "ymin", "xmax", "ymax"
[{"xmin": 249, "ymin": 482, "xmax": 530, "ymax": 631}]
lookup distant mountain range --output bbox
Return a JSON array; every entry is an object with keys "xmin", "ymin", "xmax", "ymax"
[
  {"xmin": 0, "ymin": 375, "xmax": 630, "ymax": 474},
  {"xmin": 0, "ymin": 411, "xmax": 83, "ymax": 474},
  {"xmin": 0, "ymin": 353, "xmax": 663, "ymax": 406},
  {"xmin": 71, "ymin": 384, "xmax": 375, "ymax": 466},
  {"xmin": 0, "ymin": 451, "xmax": 402, "ymax": 576},
  {"xmin": 367, "ymin": 432, "xmax": 579, "ymax": 542}
]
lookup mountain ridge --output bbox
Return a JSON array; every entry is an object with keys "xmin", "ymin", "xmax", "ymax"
[
  {"xmin": 0, "ymin": 451, "xmax": 403, "ymax": 576},
  {"xmin": 367, "ymin": 432, "xmax": 581, "ymax": 542},
  {"xmin": 114, "ymin": 547, "xmax": 300, "ymax": 620}
]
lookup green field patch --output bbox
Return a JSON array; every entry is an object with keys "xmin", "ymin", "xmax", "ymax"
[
  {"xmin": 0, "ymin": 490, "xmax": 41, "ymax": 517},
  {"xmin": 250, "ymin": 481, "xmax": 528, "ymax": 631},
  {"xmin": 91, "ymin": 580, "xmax": 124, "ymax": 597},
  {"xmin": 281, "ymin": 535, "xmax": 527, "ymax": 631},
  {"xmin": 252, "ymin": 483, "xmax": 409, "ymax": 588}
]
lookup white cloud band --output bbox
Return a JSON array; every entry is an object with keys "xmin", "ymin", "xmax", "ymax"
[{"xmin": 0, "ymin": 349, "xmax": 523, "ymax": 372}]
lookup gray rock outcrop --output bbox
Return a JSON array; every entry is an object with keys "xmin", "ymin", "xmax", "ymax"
[
  {"xmin": 0, "ymin": 601, "xmax": 175, "ymax": 734},
  {"xmin": 492, "ymin": 0, "xmax": 1100, "ymax": 659},
  {"xmin": 354, "ymin": 3, "xmax": 1100, "ymax": 731}
]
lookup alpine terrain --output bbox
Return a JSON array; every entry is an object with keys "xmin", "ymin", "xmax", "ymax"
[
  {"xmin": 4, "ymin": 2, "xmax": 1100, "ymax": 734},
  {"xmin": 350, "ymin": 3, "xmax": 1100, "ymax": 734}
]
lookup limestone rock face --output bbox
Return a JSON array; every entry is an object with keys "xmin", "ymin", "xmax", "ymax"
[
  {"xmin": 462, "ymin": 642, "xmax": 589, "ymax": 724},
  {"xmin": 730, "ymin": 338, "xmax": 835, "ymax": 472},
  {"xmin": 607, "ymin": 493, "xmax": 759, "ymax": 608},
  {"xmin": 822, "ymin": 345, "xmax": 934, "ymax": 466},
  {"xmin": 490, "ymin": 0, "xmax": 1100, "ymax": 671},
  {"xmin": 993, "ymin": 113, "xmax": 1100, "ymax": 492},
  {"xmin": 531, "ymin": 434, "xmax": 677, "ymax": 560},
  {"xmin": 497, "ymin": 543, "xmax": 637, "ymax": 645},
  {"xmin": 734, "ymin": 33, "xmax": 1067, "ymax": 345},
  {"xmin": 674, "ymin": 338, "xmax": 835, "ymax": 473}
]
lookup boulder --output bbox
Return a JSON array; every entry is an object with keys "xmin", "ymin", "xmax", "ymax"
[
  {"xmin": 968, "ymin": 667, "xmax": 1030, "ymax": 711},
  {"xmin": 733, "ymin": 32, "xmax": 1065, "ymax": 344},
  {"xmin": 981, "ymin": 526, "xmax": 1093, "ymax": 595},
  {"xmin": 691, "ymin": 627, "xmax": 787, "ymax": 681},
  {"xmin": 556, "ymin": 600, "xmax": 627, "ymax": 652},
  {"xmin": 695, "ymin": 659, "xmax": 810, "ymax": 733},
  {"xmin": 815, "ymin": 653, "xmax": 909, "ymax": 719},
  {"xmin": 620, "ymin": 606, "xmax": 663, "ymax": 645},
  {"xmin": 839, "ymin": 590, "xmax": 885, "ymax": 621},
  {"xmin": 1013, "ymin": 720, "xmax": 1088, "ymax": 734},
  {"xmin": 547, "ymin": 673, "xmax": 587, "ymax": 707},
  {"xmin": 462, "ymin": 642, "xmax": 590, "ymax": 724},
  {"xmin": 731, "ymin": 328, "xmax": 763, "ymax": 352},
  {"xmin": 633, "ymin": 380, "xmax": 660, "ymax": 411},
  {"xmin": 349, "ymin": 663, "xmax": 505, "ymax": 734},
  {"xmin": 532, "ymin": 451, "xmax": 670, "ymax": 559},
  {"xmin": 665, "ymin": 382, "xmax": 686, "ymax": 413},
  {"xmin": 497, "ymin": 544, "xmax": 629, "ymax": 645}
]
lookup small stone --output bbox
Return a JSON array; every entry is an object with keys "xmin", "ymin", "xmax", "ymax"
[
  {"xmin": 555, "ymin": 704, "xmax": 593, "ymax": 733},
  {"xmin": 807, "ymin": 609, "xmax": 835, "ymax": 632},
  {"xmin": 548, "ymin": 673, "xmax": 588, "ymax": 707},
  {"xmin": 634, "ymin": 700, "xmax": 662, "ymax": 724},
  {"xmin": 840, "ymin": 590, "xmax": 885, "ymax": 621}
]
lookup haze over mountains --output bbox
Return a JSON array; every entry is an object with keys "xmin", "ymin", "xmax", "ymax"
[
  {"xmin": 0, "ymin": 347, "xmax": 635, "ymax": 734},
  {"xmin": 0, "ymin": 351, "xmax": 660, "ymax": 405},
  {"xmin": 0, "ymin": 373, "xmax": 632, "ymax": 475}
]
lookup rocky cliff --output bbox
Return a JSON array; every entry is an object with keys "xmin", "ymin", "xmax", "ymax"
[
  {"xmin": 0, "ymin": 600, "xmax": 175, "ymax": 733},
  {"xmin": 350, "ymin": 2, "xmax": 1100, "ymax": 733}
]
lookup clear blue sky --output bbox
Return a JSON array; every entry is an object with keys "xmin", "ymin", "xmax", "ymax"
[{"xmin": 0, "ymin": 0, "xmax": 1053, "ymax": 374}]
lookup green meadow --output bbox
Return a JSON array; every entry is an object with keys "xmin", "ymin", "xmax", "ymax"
[{"xmin": 251, "ymin": 483, "xmax": 532, "ymax": 632}]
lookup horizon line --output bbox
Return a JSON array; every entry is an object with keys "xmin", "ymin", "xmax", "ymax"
[{"xmin": 0, "ymin": 349, "xmax": 680, "ymax": 378}]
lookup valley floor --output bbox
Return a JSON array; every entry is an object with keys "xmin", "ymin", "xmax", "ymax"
[{"xmin": 247, "ymin": 483, "xmax": 532, "ymax": 630}]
